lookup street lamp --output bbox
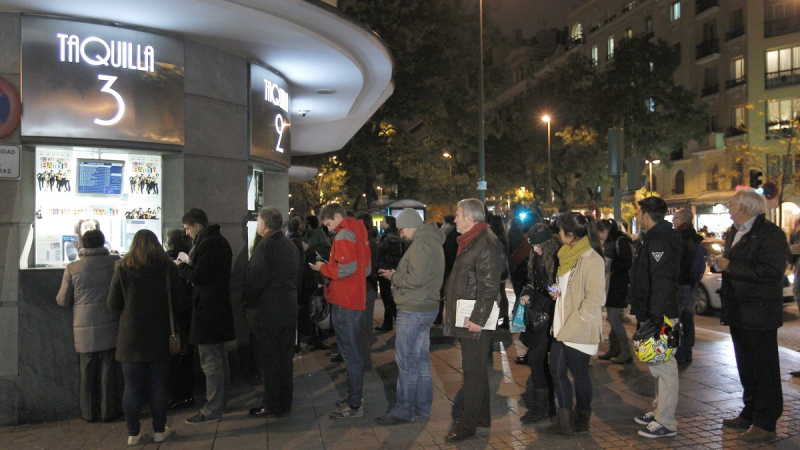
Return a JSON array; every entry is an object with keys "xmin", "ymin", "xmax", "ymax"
[
  {"xmin": 376, "ymin": 185, "xmax": 383, "ymax": 199},
  {"xmin": 477, "ymin": 0, "xmax": 486, "ymax": 203},
  {"xmin": 542, "ymin": 115, "xmax": 552, "ymax": 205},
  {"xmin": 443, "ymin": 152, "xmax": 453, "ymax": 175},
  {"xmin": 645, "ymin": 159, "xmax": 661, "ymax": 194}
]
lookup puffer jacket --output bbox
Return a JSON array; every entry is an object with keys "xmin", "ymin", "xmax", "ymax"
[
  {"xmin": 56, "ymin": 247, "xmax": 120, "ymax": 353},
  {"xmin": 443, "ymin": 227, "xmax": 502, "ymax": 340},
  {"xmin": 392, "ymin": 222, "xmax": 445, "ymax": 313}
]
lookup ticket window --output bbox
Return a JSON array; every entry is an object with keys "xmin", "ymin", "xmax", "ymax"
[{"xmin": 33, "ymin": 146, "xmax": 162, "ymax": 267}]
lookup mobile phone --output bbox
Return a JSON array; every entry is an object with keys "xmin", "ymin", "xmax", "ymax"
[
  {"xmin": 315, "ymin": 252, "xmax": 328, "ymax": 263},
  {"xmin": 547, "ymin": 285, "xmax": 558, "ymax": 293}
]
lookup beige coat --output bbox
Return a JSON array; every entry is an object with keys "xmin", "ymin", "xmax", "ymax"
[{"xmin": 553, "ymin": 248, "xmax": 606, "ymax": 344}]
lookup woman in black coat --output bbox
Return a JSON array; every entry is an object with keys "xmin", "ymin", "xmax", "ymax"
[
  {"xmin": 107, "ymin": 230, "xmax": 184, "ymax": 446},
  {"xmin": 596, "ymin": 219, "xmax": 633, "ymax": 363}
]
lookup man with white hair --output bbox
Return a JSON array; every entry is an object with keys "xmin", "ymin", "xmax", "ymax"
[{"xmin": 714, "ymin": 188, "xmax": 788, "ymax": 442}]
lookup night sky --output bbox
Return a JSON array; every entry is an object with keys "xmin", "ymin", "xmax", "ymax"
[{"xmin": 481, "ymin": 0, "xmax": 586, "ymax": 38}]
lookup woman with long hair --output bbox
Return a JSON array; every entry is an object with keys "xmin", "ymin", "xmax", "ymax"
[
  {"xmin": 596, "ymin": 219, "xmax": 634, "ymax": 363},
  {"xmin": 107, "ymin": 229, "xmax": 184, "ymax": 446},
  {"xmin": 517, "ymin": 223, "xmax": 559, "ymax": 424},
  {"xmin": 541, "ymin": 212, "xmax": 606, "ymax": 436}
]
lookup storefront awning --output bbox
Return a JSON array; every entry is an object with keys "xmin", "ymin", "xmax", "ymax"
[{"xmin": 690, "ymin": 190, "xmax": 736, "ymax": 205}]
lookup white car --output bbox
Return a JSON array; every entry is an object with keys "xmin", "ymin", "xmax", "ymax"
[{"xmin": 694, "ymin": 239, "xmax": 795, "ymax": 315}]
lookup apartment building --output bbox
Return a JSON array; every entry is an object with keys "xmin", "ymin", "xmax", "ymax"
[{"xmin": 499, "ymin": 0, "xmax": 800, "ymax": 233}]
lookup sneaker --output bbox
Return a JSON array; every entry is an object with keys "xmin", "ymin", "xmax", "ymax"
[
  {"xmin": 375, "ymin": 414, "xmax": 411, "ymax": 426},
  {"xmin": 153, "ymin": 427, "xmax": 172, "ymax": 443},
  {"xmin": 127, "ymin": 432, "xmax": 144, "ymax": 446},
  {"xmin": 638, "ymin": 421, "xmax": 677, "ymax": 438},
  {"xmin": 335, "ymin": 397, "xmax": 363, "ymax": 408},
  {"xmin": 634, "ymin": 411, "xmax": 656, "ymax": 426},
  {"xmin": 185, "ymin": 412, "xmax": 220, "ymax": 425},
  {"xmin": 329, "ymin": 402, "xmax": 363, "ymax": 419}
]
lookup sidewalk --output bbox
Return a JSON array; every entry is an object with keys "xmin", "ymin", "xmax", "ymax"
[{"xmin": 3, "ymin": 308, "xmax": 800, "ymax": 449}]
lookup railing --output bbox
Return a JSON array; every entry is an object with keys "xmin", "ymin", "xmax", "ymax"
[
  {"xmin": 644, "ymin": 31, "xmax": 654, "ymax": 40},
  {"xmin": 606, "ymin": 53, "xmax": 614, "ymax": 61},
  {"xmin": 725, "ymin": 27, "xmax": 744, "ymax": 41},
  {"xmin": 701, "ymin": 84, "xmax": 719, "ymax": 97},
  {"xmin": 765, "ymin": 68, "xmax": 800, "ymax": 89},
  {"xmin": 695, "ymin": 39, "xmax": 719, "ymax": 60},
  {"xmin": 621, "ymin": 2, "xmax": 635, "ymax": 14},
  {"xmin": 725, "ymin": 76, "xmax": 746, "ymax": 89},
  {"xmin": 565, "ymin": 36, "xmax": 585, "ymax": 49},
  {"xmin": 604, "ymin": 14, "xmax": 617, "ymax": 25},
  {"xmin": 725, "ymin": 126, "xmax": 747, "ymax": 137},
  {"xmin": 695, "ymin": 0, "xmax": 719, "ymax": 15},
  {"xmin": 765, "ymin": 16, "xmax": 800, "ymax": 38}
]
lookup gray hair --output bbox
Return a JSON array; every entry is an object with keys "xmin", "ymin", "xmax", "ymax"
[
  {"xmin": 736, "ymin": 188, "xmax": 767, "ymax": 216},
  {"xmin": 457, "ymin": 198, "xmax": 486, "ymax": 223},
  {"xmin": 674, "ymin": 208, "xmax": 693, "ymax": 223},
  {"xmin": 258, "ymin": 206, "xmax": 284, "ymax": 231}
]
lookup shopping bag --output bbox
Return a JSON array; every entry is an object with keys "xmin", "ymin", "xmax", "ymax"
[{"xmin": 511, "ymin": 302, "xmax": 527, "ymax": 332}]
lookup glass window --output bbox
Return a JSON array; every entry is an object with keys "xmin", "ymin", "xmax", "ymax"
[
  {"xmin": 572, "ymin": 23, "xmax": 583, "ymax": 41},
  {"xmin": 731, "ymin": 106, "xmax": 746, "ymax": 128},
  {"xmin": 591, "ymin": 45, "xmax": 599, "ymax": 66},
  {"xmin": 670, "ymin": 1, "xmax": 681, "ymax": 22},
  {"xmin": 731, "ymin": 57, "xmax": 745, "ymax": 80},
  {"xmin": 766, "ymin": 45, "xmax": 800, "ymax": 73},
  {"xmin": 674, "ymin": 170, "xmax": 684, "ymax": 194},
  {"xmin": 766, "ymin": 98, "xmax": 800, "ymax": 137},
  {"xmin": 608, "ymin": 36, "xmax": 615, "ymax": 59},
  {"xmin": 645, "ymin": 16, "xmax": 653, "ymax": 34}
]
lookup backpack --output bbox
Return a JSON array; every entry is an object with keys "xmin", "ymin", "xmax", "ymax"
[
  {"xmin": 688, "ymin": 242, "xmax": 705, "ymax": 284},
  {"xmin": 308, "ymin": 285, "xmax": 331, "ymax": 330}
]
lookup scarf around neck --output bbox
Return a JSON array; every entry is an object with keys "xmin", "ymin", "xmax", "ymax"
[
  {"xmin": 556, "ymin": 236, "xmax": 592, "ymax": 276},
  {"xmin": 456, "ymin": 222, "xmax": 488, "ymax": 256}
]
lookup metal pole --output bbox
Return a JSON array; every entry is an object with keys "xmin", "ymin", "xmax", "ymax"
[
  {"xmin": 477, "ymin": 0, "xmax": 486, "ymax": 203},
  {"xmin": 613, "ymin": 175, "xmax": 621, "ymax": 221},
  {"xmin": 648, "ymin": 161, "xmax": 653, "ymax": 195},
  {"xmin": 547, "ymin": 120, "xmax": 551, "ymax": 205}
]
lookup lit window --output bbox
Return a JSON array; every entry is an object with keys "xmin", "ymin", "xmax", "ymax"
[
  {"xmin": 670, "ymin": 1, "xmax": 681, "ymax": 22},
  {"xmin": 607, "ymin": 36, "xmax": 615, "ymax": 59},
  {"xmin": 591, "ymin": 45, "xmax": 599, "ymax": 66}
]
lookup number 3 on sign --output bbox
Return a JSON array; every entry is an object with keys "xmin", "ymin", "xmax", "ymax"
[
  {"xmin": 275, "ymin": 114, "xmax": 287, "ymax": 153},
  {"xmin": 94, "ymin": 75, "xmax": 125, "ymax": 126}
]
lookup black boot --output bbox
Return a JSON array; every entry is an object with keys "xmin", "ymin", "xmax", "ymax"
[
  {"xmin": 540, "ymin": 408, "xmax": 575, "ymax": 436},
  {"xmin": 574, "ymin": 408, "xmax": 592, "ymax": 432},
  {"xmin": 520, "ymin": 389, "xmax": 550, "ymax": 424},
  {"xmin": 598, "ymin": 330, "xmax": 619, "ymax": 360}
]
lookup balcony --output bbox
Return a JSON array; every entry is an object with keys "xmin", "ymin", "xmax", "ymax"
[
  {"xmin": 707, "ymin": 182, "xmax": 719, "ymax": 191},
  {"xmin": 695, "ymin": 0, "xmax": 719, "ymax": 16},
  {"xmin": 765, "ymin": 68, "xmax": 800, "ymax": 89},
  {"xmin": 701, "ymin": 84, "xmax": 719, "ymax": 97},
  {"xmin": 725, "ymin": 27, "xmax": 745, "ymax": 41},
  {"xmin": 695, "ymin": 39, "xmax": 720, "ymax": 62},
  {"xmin": 565, "ymin": 36, "xmax": 585, "ymax": 49},
  {"xmin": 725, "ymin": 76, "xmax": 746, "ymax": 89},
  {"xmin": 604, "ymin": 14, "xmax": 617, "ymax": 25},
  {"xmin": 606, "ymin": 53, "xmax": 614, "ymax": 61},
  {"xmin": 765, "ymin": 16, "xmax": 800, "ymax": 38}
]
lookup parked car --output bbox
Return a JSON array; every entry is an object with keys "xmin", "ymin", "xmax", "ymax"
[{"xmin": 694, "ymin": 239, "xmax": 795, "ymax": 315}]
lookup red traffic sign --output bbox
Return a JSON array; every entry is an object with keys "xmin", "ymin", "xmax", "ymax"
[
  {"xmin": 762, "ymin": 181, "xmax": 779, "ymax": 200},
  {"xmin": 0, "ymin": 76, "xmax": 21, "ymax": 139}
]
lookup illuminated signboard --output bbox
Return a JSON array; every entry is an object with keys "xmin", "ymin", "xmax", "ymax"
[
  {"xmin": 21, "ymin": 16, "xmax": 185, "ymax": 145},
  {"xmin": 250, "ymin": 63, "xmax": 291, "ymax": 166}
]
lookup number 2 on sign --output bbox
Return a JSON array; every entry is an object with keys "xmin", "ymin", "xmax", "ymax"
[
  {"xmin": 94, "ymin": 75, "xmax": 125, "ymax": 126},
  {"xmin": 275, "ymin": 114, "xmax": 287, "ymax": 153}
]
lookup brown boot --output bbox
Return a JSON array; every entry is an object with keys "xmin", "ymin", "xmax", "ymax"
[
  {"xmin": 540, "ymin": 408, "xmax": 574, "ymax": 436},
  {"xmin": 611, "ymin": 332, "xmax": 633, "ymax": 364},
  {"xmin": 574, "ymin": 408, "xmax": 591, "ymax": 432},
  {"xmin": 598, "ymin": 331, "xmax": 619, "ymax": 360}
]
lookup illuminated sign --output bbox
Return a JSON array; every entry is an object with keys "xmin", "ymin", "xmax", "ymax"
[
  {"xmin": 21, "ymin": 16, "xmax": 185, "ymax": 145},
  {"xmin": 250, "ymin": 63, "xmax": 291, "ymax": 166}
]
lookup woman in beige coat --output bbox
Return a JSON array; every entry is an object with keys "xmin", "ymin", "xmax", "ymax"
[{"xmin": 541, "ymin": 212, "xmax": 606, "ymax": 436}]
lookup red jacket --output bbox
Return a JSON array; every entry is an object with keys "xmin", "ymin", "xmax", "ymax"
[{"xmin": 320, "ymin": 217, "xmax": 371, "ymax": 310}]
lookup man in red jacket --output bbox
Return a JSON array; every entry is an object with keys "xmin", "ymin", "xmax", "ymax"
[{"xmin": 311, "ymin": 203, "xmax": 371, "ymax": 419}]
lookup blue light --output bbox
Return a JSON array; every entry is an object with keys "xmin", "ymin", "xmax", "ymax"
[
  {"xmin": 756, "ymin": 187, "xmax": 764, "ymax": 195},
  {"xmin": 518, "ymin": 212, "xmax": 528, "ymax": 220}
]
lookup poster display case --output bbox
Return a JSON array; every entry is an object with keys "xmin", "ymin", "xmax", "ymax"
[{"xmin": 34, "ymin": 147, "xmax": 162, "ymax": 267}]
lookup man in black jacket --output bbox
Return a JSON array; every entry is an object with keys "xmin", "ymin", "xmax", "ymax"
[
  {"xmin": 376, "ymin": 216, "xmax": 404, "ymax": 330},
  {"xmin": 672, "ymin": 208, "xmax": 704, "ymax": 364},
  {"xmin": 176, "ymin": 208, "xmax": 235, "ymax": 425},
  {"xmin": 629, "ymin": 197, "xmax": 682, "ymax": 439},
  {"xmin": 243, "ymin": 207, "xmax": 301, "ymax": 418},
  {"xmin": 714, "ymin": 188, "xmax": 787, "ymax": 442}
]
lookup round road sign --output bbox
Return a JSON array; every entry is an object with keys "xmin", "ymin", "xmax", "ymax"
[
  {"xmin": 762, "ymin": 181, "xmax": 779, "ymax": 200},
  {"xmin": 0, "ymin": 77, "xmax": 21, "ymax": 139}
]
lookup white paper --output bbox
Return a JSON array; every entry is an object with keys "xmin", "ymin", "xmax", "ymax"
[
  {"xmin": 177, "ymin": 251, "xmax": 190, "ymax": 263},
  {"xmin": 455, "ymin": 299, "xmax": 500, "ymax": 331}
]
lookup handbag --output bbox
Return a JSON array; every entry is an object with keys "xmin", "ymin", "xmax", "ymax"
[
  {"xmin": 524, "ymin": 289, "xmax": 552, "ymax": 330},
  {"xmin": 166, "ymin": 268, "xmax": 188, "ymax": 356},
  {"xmin": 511, "ymin": 302, "xmax": 527, "ymax": 332}
]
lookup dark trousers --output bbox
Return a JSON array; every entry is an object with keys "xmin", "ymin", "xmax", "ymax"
[
  {"xmin": 549, "ymin": 341, "xmax": 592, "ymax": 411},
  {"xmin": 526, "ymin": 329, "xmax": 553, "ymax": 392},
  {"xmin": 121, "ymin": 361, "xmax": 169, "ymax": 436},
  {"xmin": 359, "ymin": 283, "xmax": 377, "ymax": 369},
  {"xmin": 498, "ymin": 281, "xmax": 509, "ymax": 323},
  {"xmin": 730, "ymin": 326, "xmax": 783, "ymax": 432},
  {"xmin": 378, "ymin": 278, "xmax": 397, "ymax": 327},
  {"xmin": 79, "ymin": 349, "xmax": 118, "ymax": 421},
  {"xmin": 251, "ymin": 325, "xmax": 296, "ymax": 412},
  {"xmin": 168, "ymin": 344, "xmax": 194, "ymax": 403},
  {"xmin": 458, "ymin": 332, "xmax": 494, "ymax": 432}
]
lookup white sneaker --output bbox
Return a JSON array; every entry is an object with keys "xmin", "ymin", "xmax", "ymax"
[
  {"xmin": 127, "ymin": 432, "xmax": 144, "ymax": 446},
  {"xmin": 154, "ymin": 427, "xmax": 172, "ymax": 443}
]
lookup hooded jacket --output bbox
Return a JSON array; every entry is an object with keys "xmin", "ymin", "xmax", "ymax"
[
  {"xmin": 392, "ymin": 222, "xmax": 445, "ymax": 312},
  {"xmin": 57, "ymin": 247, "xmax": 120, "ymax": 353},
  {"xmin": 320, "ymin": 217, "xmax": 372, "ymax": 310}
]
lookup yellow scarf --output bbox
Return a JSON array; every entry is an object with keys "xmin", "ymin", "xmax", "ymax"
[{"xmin": 556, "ymin": 236, "xmax": 592, "ymax": 276}]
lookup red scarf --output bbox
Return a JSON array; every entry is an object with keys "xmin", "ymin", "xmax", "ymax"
[{"xmin": 456, "ymin": 222, "xmax": 488, "ymax": 256}]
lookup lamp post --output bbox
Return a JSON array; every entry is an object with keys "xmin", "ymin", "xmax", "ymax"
[
  {"xmin": 477, "ymin": 0, "xmax": 486, "ymax": 203},
  {"xmin": 443, "ymin": 152, "xmax": 453, "ymax": 175},
  {"xmin": 376, "ymin": 185, "xmax": 383, "ymax": 199},
  {"xmin": 542, "ymin": 115, "xmax": 552, "ymax": 205},
  {"xmin": 645, "ymin": 159, "xmax": 660, "ymax": 194}
]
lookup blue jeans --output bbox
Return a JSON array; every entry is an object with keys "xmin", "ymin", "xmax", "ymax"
[
  {"xmin": 390, "ymin": 309, "xmax": 438, "ymax": 421},
  {"xmin": 331, "ymin": 304, "xmax": 364, "ymax": 409},
  {"xmin": 121, "ymin": 361, "xmax": 169, "ymax": 436},
  {"xmin": 549, "ymin": 341, "xmax": 592, "ymax": 411}
]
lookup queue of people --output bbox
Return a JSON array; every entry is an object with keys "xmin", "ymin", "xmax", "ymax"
[{"xmin": 54, "ymin": 190, "xmax": 790, "ymax": 445}]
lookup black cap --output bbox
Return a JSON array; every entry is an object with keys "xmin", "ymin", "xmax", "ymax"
[{"xmin": 527, "ymin": 223, "xmax": 553, "ymax": 245}]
